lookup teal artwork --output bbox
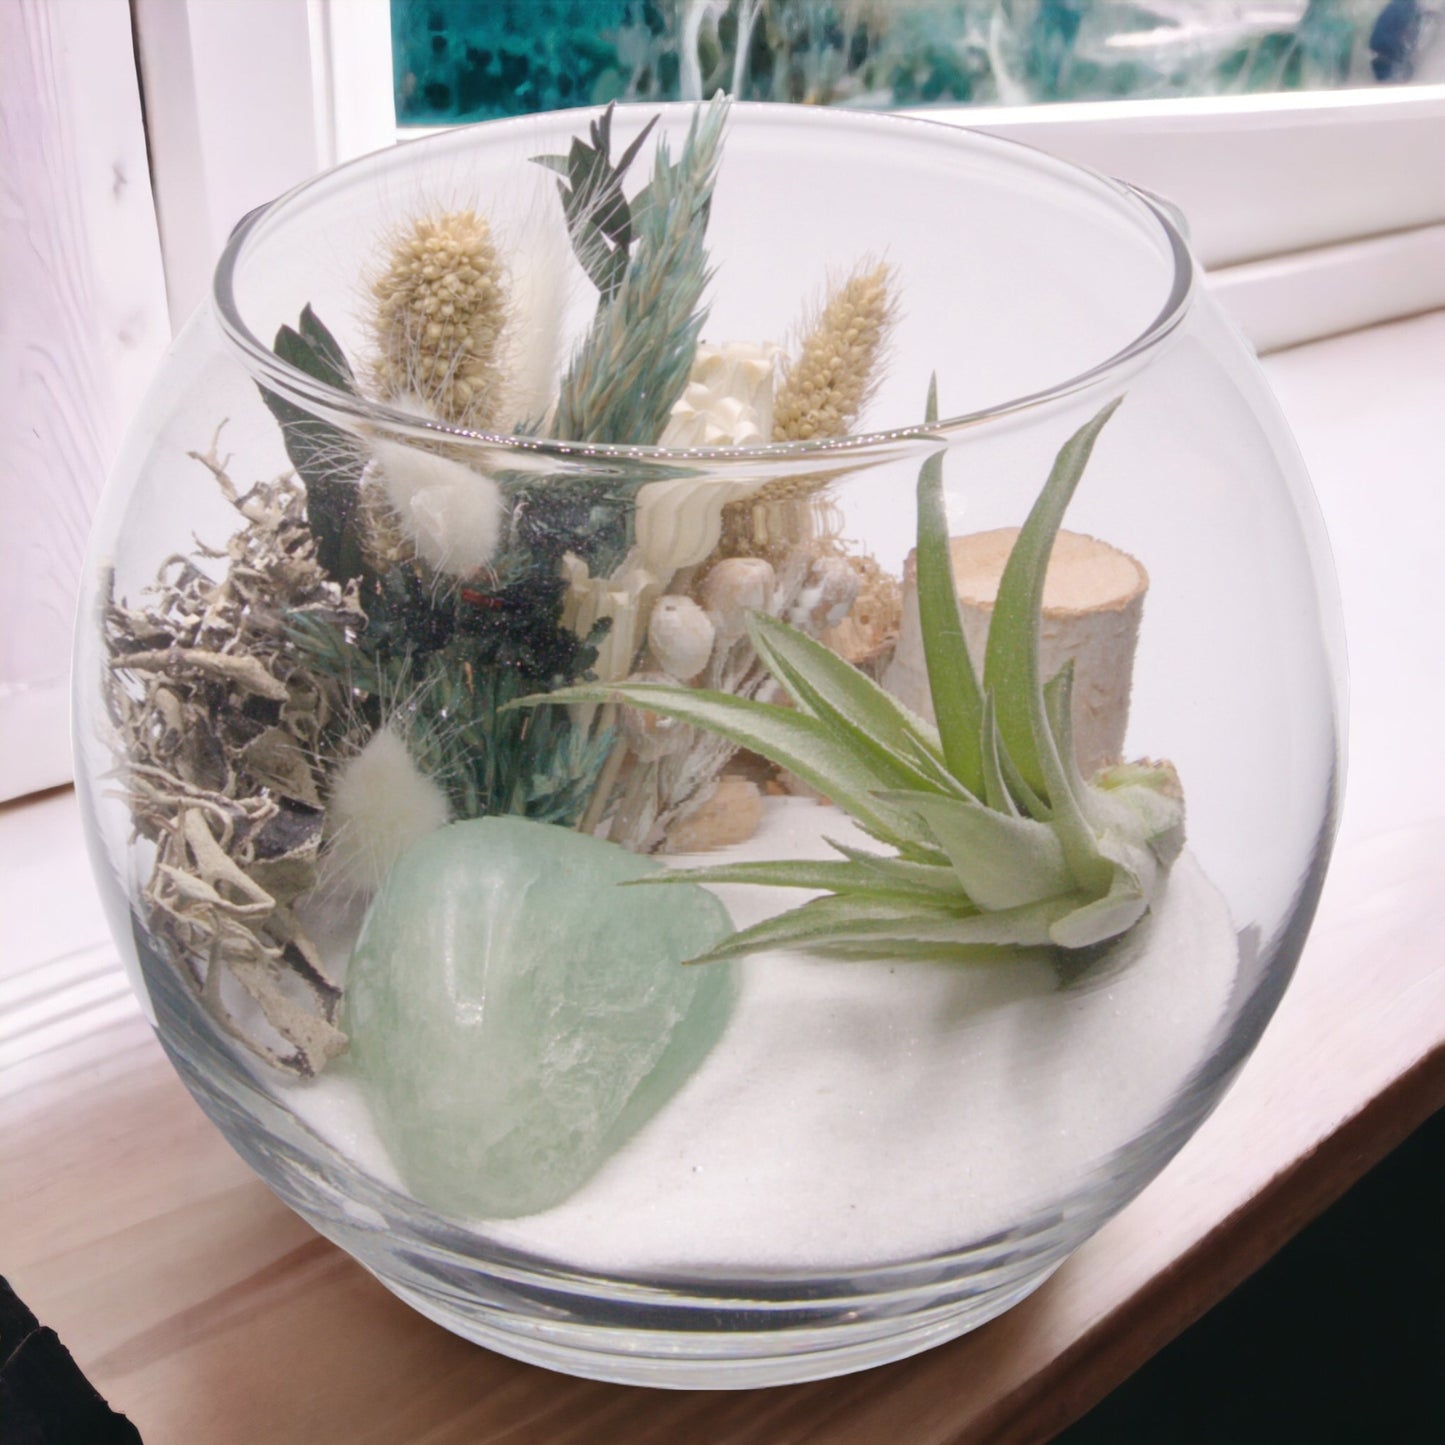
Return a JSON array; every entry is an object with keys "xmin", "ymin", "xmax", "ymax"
[{"xmin": 393, "ymin": 1, "xmax": 1439, "ymax": 127}]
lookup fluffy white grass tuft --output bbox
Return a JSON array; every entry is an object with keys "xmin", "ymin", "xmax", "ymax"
[
  {"xmin": 371, "ymin": 437, "xmax": 505, "ymax": 577},
  {"xmin": 324, "ymin": 727, "xmax": 450, "ymax": 896},
  {"xmin": 503, "ymin": 203, "xmax": 571, "ymax": 429}
]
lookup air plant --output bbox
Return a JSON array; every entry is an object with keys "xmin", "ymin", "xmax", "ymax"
[{"xmin": 521, "ymin": 388, "xmax": 1184, "ymax": 966}]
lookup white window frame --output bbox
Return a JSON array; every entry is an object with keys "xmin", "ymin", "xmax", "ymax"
[
  {"xmin": 136, "ymin": 2, "xmax": 1445, "ymax": 353},
  {"xmin": 961, "ymin": 88, "xmax": 1445, "ymax": 352}
]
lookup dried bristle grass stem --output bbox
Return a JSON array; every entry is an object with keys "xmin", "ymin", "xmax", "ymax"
[
  {"xmin": 772, "ymin": 260, "xmax": 897, "ymax": 443},
  {"xmin": 726, "ymin": 260, "xmax": 898, "ymax": 538},
  {"xmin": 370, "ymin": 209, "xmax": 508, "ymax": 429}
]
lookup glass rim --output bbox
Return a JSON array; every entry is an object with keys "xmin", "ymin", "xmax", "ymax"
[{"xmin": 212, "ymin": 102, "xmax": 1196, "ymax": 467}]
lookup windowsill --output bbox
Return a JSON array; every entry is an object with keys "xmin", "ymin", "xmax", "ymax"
[{"xmin": 3, "ymin": 310, "xmax": 1443, "ymax": 1437}]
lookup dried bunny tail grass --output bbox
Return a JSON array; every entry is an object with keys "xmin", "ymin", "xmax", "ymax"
[
  {"xmin": 318, "ymin": 665, "xmax": 456, "ymax": 899},
  {"xmin": 356, "ymin": 473, "xmax": 415, "ymax": 573},
  {"xmin": 713, "ymin": 259, "xmax": 898, "ymax": 557},
  {"xmin": 367, "ymin": 437, "xmax": 505, "ymax": 580},
  {"xmin": 772, "ymin": 258, "xmax": 898, "ymax": 443},
  {"xmin": 369, "ymin": 209, "xmax": 508, "ymax": 428},
  {"xmin": 321, "ymin": 725, "xmax": 450, "ymax": 898},
  {"xmin": 501, "ymin": 194, "xmax": 572, "ymax": 430}
]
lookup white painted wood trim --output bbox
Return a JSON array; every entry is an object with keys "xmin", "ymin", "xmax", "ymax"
[
  {"xmin": 133, "ymin": 0, "xmax": 327, "ymax": 326},
  {"xmin": 310, "ymin": 0, "xmax": 396, "ymax": 170},
  {"xmin": 0, "ymin": 0, "xmax": 170, "ymax": 803},
  {"xmin": 400, "ymin": 84, "xmax": 1445, "ymax": 333},
  {"xmin": 398, "ymin": 87, "xmax": 1445, "ymax": 275},
  {"xmin": 950, "ymin": 86, "xmax": 1445, "ymax": 269},
  {"xmin": 1209, "ymin": 222, "xmax": 1445, "ymax": 354},
  {"xmin": 130, "ymin": 0, "xmax": 211, "ymax": 333}
]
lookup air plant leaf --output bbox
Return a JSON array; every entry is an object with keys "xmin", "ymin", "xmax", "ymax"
[
  {"xmin": 629, "ymin": 856, "xmax": 941, "ymax": 896},
  {"xmin": 520, "ymin": 392, "xmax": 1186, "ymax": 966},
  {"xmin": 824, "ymin": 842, "xmax": 972, "ymax": 898},
  {"xmin": 984, "ymin": 397, "xmax": 1123, "ymax": 797},
  {"xmin": 1035, "ymin": 664, "xmax": 1115, "ymax": 896},
  {"xmin": 881, "ymin": 791, "xmax": 1075, "ymax": 912},
  {"xmin": 1090, "ymin": 762, "xmax": 1187, "ymax": 867},
  {"xmin": 978, "ymin": 694, "xmax": 1020, "ymax": 817},
  {"xmin": 682, "ymin": 891, "xmax": 1084, "ymax": 968},
  {"xmin": 744, "ymin": 612, "xmax": 955, "ymax": 792},
  {"xmin": 916, "ymin": 375, "xmax": 985, "ymax": 795},
  {"xmin": 518, "ymin": 678, "xmax": 941, "ymax": 852},
  {"xmin": 1047, "ymin": 870, "xmax": 1149, "ymax": 950}
]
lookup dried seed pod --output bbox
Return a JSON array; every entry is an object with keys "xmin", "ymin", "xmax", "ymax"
[
  {"xmin": 700, "ymin": 556, "xmax": 775, "ymax": 643},
  {"xmin": 370, "ymin": 209, "xmax": 507, "ymax": 428},
  {"xmin": 648, "ymin": 595, "xmax": 715, "ymax": 681},
  {"xmin": 773, "ymin": 261, "xmax": 897, "ymax": 442}
]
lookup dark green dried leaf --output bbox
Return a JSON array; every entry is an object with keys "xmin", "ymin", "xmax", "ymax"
[{"xmin": 259, "ymin": 307, "xmax": 367, "ymax": 583}]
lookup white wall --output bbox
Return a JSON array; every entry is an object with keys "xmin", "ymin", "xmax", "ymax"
[{"xmin": 0, "ymin": 0, "xmax": 170, "ymax": 801}]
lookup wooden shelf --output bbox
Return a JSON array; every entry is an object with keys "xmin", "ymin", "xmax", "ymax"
[{"xmin": 4, "ymin": 312, "xmax": 1444, "ymax": 1441}]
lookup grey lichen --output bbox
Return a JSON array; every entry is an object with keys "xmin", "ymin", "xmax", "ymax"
[{"xmin": 102, "ymin": 432, "xmax": 363, "ymax": 1076}]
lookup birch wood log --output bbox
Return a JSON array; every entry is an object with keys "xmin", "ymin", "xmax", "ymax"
[{"xmin": 882, "ymin": 529, "xmax": 1148, "ymax": 778}]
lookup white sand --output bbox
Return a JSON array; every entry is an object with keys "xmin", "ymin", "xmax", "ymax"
[{"xmin": 282, "ymin": 796, "xmax": 1238, "ymax": 1272}]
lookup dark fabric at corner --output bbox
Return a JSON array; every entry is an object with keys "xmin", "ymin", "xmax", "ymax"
[
  {"xmin": 0, "ymin": 1276, "xmax": 143, "ymax": 1445},
  {"xmin": 1057, "ymin": 1107, "xmax": 1445, "ymax": 1444}
]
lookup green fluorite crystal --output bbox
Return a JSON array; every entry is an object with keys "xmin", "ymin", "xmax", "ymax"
[{"xmin": 343, "ymin": 817, "xmax": 735, "ymax": 1218}]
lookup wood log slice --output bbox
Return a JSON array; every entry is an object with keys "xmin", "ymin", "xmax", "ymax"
[{"xmin": 882, "ymin": 528, "xmax": 1148, "ymax": 778}]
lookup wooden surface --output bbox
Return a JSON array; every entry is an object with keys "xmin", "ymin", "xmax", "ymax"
[
  {"xmin": 4, "ymin": 314, "xmax": 1445, "ymax": 1440},
  {"xmin": 3, "ymin": 795, "xmax": 1440, "ymax": 1444}
]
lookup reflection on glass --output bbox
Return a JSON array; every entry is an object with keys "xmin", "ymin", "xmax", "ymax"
[{"xmin": 394, "ymin": 0, "xmax": 1444, "ymax": 126}]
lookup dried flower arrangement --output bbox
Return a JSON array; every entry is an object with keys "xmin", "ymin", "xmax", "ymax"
[
  {"xmin": 102, "ymin": 98, "xmax": 1175, "ymax": 1086},
  {"xmin": 527, "ymin": 389, "xmax": 1184, "ymax": 966}
]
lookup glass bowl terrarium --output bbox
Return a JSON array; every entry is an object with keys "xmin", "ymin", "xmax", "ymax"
[{"xmin": 74, "ymin": 103, "xmax": 1342, "ymax": 1388}]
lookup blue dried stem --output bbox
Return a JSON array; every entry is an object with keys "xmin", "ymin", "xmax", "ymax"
[{"xmin": 550, "ymin": 96, "xmax": 728, "ymax": 446}]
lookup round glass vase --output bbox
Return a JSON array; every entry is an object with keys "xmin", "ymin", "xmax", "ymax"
[{"xmin": 74, "ymin": 103, "xmax": 1344, "ymax": 1389}]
